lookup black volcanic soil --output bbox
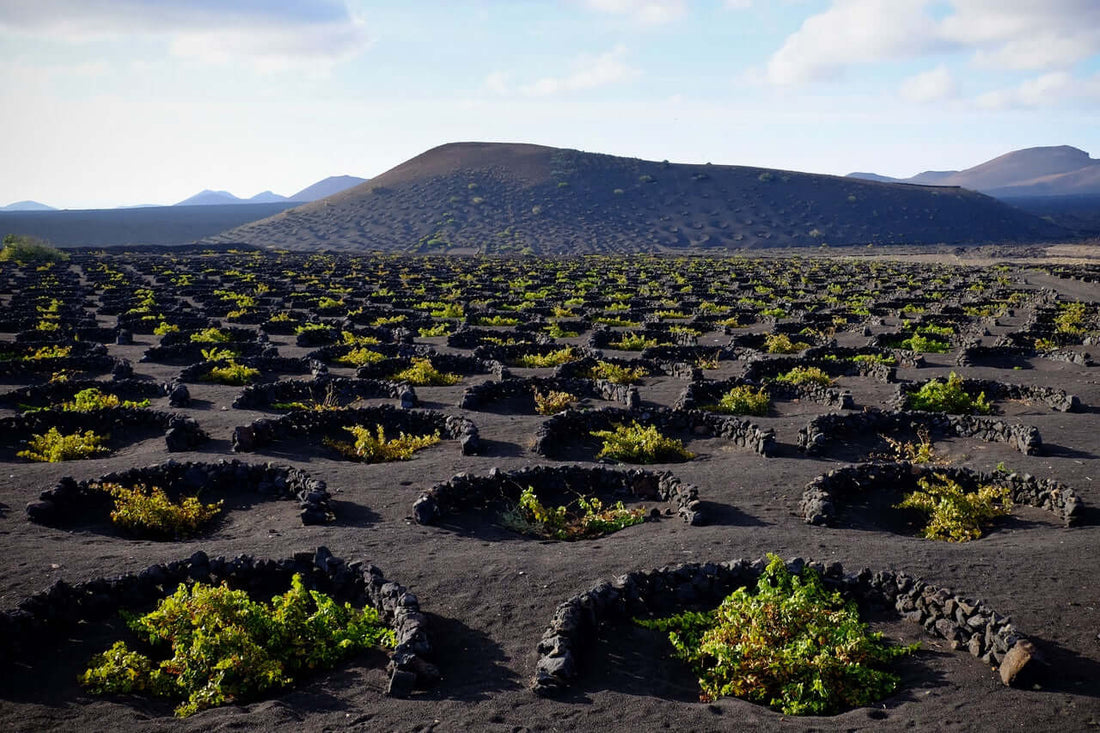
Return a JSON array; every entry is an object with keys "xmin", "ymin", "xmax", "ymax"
[
  {"xmin": 0, "ymin": 252, "xmax": 1099, "ymax": 733},
  {"xmin": 209, "ymin": 142, "xmax": 1065, "ymax": 254}
]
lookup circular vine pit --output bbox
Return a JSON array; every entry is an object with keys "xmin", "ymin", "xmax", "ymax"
[
  {"xmin": 232, "ymin": 404, "xmax": 480, "ymax": 457},
  {"xmin": 0, "ymin": 406, "xmax": 208, "ymax": 457},
  {"xmin": 459, "ymin": 375, "xmax": 638, "ymax": 414},
  {"xmin": 411, "ymin": 464, "xmax": 705, "ymax": 531},
  {"xmin": 25, "ymin": 459, "xmax": 336, "ymax": 536},
  {"xmin": 0, "ymin": 547, "xmax": 437, "ymax": 712},
  {"xmin": 799, "ymin": 461, "xmax": 1082, "ymax": 534},
  {"xmin": 533, "ymin": 556, "xmax": 1040, "ymax": 704},
  {"xmin": 798, "ymin": 408, "xmax": 1042, "ymax": 459},
  {"xmin": 532, "ymin": 406, "xmax": 774, "ymax": 461}
]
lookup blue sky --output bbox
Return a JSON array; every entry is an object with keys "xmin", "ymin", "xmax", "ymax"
[{"xmin": 3, "ymin": 0, "xmax": 1100, "ymax": 209}]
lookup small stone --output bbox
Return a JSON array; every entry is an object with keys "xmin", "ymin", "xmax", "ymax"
[
  {"xmin": 386, "ymin": 670, "xmax": 417, "ymax": 698},
  {"xmin": 1000, "ymin": 640, "xmax": 1041, "ymax": 686}
]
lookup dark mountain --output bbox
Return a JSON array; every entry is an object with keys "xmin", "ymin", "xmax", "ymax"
[
  {"xmin": 176, "ymin": 190, "xmax": 244, "ymax": 206},
  {"xmin": 290, "ymin": 175, "xmax": 368, "ymax": 202},
  {"xmin": 208, "ymin": 141, "xmax": 1064, "ymax": 254},
  {"xmin": 848, "ymin": 145, "xmax": 1100, "ymax": 197},
  {"xmin": 0, "ymin": 200, "xmax": 55, "ymax": 212},
  {"xmin": 247, "ymin": 190, "xmax": 289, "ymax": 204}
]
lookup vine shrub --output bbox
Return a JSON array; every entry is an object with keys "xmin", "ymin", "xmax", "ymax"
[
  {"xmin": 878, "ymin": 427, "xmax": 944, "ymax": 464},
  {"xmin": 80, "ymin": 574, "xmax": 395, "ymax": 717},
  {"xmin": 500, "ymin": 487, "xmax": 645, "ymax": 540},
  {"xmin": 891, "ymin": 334, "xmax": 950, "ymax": 353},
  {"xmin": 59, "ymin": 387, "xmax": 150, "ymax": 411},
  {"xmin": 707, "ymin": 385, "xmax": 770, "ymax": 416},
  {"xmin": 392, "ymin": 358, "xmax": 462, "ymax": 386},
  {"xmin": 609, "ymin": 333, "xmax": 659, "ymax": 351},
  {"xmin": 764, "ymin": 333, "xmax": 809, "ymax": 354},
  {"xmin": 514, "ymin": 348, "xmax": 577, "ymax": 368},
  {"xmin": 334, "ymin": 347, "xmax": 385, "ymax": 367},
  {"xmin": 189, "ymin": 328, "xmax": 231, "ymax": 344},
  {"xmin": 586, "ymin": 361, "xmax": 648, "ymax": 385},
  {"xmin": 638, "ymin": 555, "xmax": 917, "ymax": 715},
  {"xmin": 592, "ymin": 422, "xmax": 694, "ymax": 463},
  {"xmin": 895, "ymin": 473, "xmax": 1012, "ymax": 542},
  {"xmin": 325, "ymin": 425, "xmax": 440, "ymax": 462},
  {"xmin": 906, "ymin": 372, "xmax": 993, "ymax": 415},
  {"xmin": 534, "ymin": 389, "xmax": 576, "ymax": 415},
  {"xmin": 100, "ymin": 482, "xmax": 223, "ymax": 538},
  {"xmin": 205, "ymin": 361, "xmax": 261, "ymax": 386},
  {"xmin": 18, "ymin": 428, "xmax": 111, "ymax": 462},
  {"xmin": 773, "ymin": 366, "xmax": 833, "ymax": 387}
]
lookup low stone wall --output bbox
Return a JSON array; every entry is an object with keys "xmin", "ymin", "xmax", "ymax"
[
  {"xmin": 799, "ymin": 461, "xmax": 1082, "ymax": 527},
  {"xmin": 955, "ymin": 345, "xmax": 1033, "ymax": 369},
  {"xmin": 0, "ymin": 547, "xmax": 437, "ymax": 697},
  {"xmin": 893, "ymin": 377, "xmax": 1080, "ymax": 413},
  {"xmin": 412, "ymin": 464, "xmax": 704, "ymax": 526},
  {"xmin": 553, "ymin": 355, "xmax": 666, "ymax": 381},
  {"xmin": 471, "ymin": 343, "xmax": 598, "ymax": 366},
  {"xmin": 354, "ymin": 353, "xmax": 507, "ymax": 381},
  {"xmin": 532, "ymin": 406, "xmax": 775, "ymax": 458},
  {"xmin": 0, "ymin": 342, "xmax": 119, "ymax": 378},
  {"xmin": 232, "ymin": 404, "xmax": 480, "ymax": 456},
  {"xmin": 533, "ymin": 556, "xmax": 1033, "ymax": 696},
  {"xmin": 26, "ymin": 459, "xmax": 334, "ymax": 528},
  {"xmin": 447, "ymin": 326, "xmax": 551, "ymax": 349},
  {"xmin": 798, "ymin": 409, "xmax": 1042, "ymax": 456},
  {"xmin": 460, "ymin": 376, "xmax": 639, "ymax": 411},
  {"xmin": 0, "ymin": 377, "xmax": 165, "ymax": 410},
  {"xmin": 233, "ymin": 377, "xmax": 418, "ymax": 410},
  {"xmin": 0, "ymin": 406, "xmax": 208, "ymax": 453},
  {"xmin": 142, "ymin": 341, "xmax": 270, "ymax": 366},
  {"xmin": 742, "ymin": 353, "xmax": 905, "ymax": 385},
  {"xmin": 305, "ymin": 342, "xmax": 429, "ymax": 365},
  {"xmin": 178, "ymin": 355, "xmax": 315, "ymax": 383},
  {"xmin": 587, "ymin": 324, "xmax": 697, "ymax": 350},
  {"xmin": 675, "ymin": 377, "xmax": 854, "ymax": 411}
]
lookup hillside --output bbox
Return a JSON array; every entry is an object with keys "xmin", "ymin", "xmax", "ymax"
[
  {"xmin": 290, "ymin": 175, "xmax": 368, "ymax": 201},
  {"xmin": 849, "ymin": 145, "xmax": 1100, "ymax": 197},
  {"xmin": 0, "ymin": 200, "xmax": 55, "ymax": 212},
  {"xmin": 209, "ymin": 142, "xmax": 1064, "ymax": 254}
]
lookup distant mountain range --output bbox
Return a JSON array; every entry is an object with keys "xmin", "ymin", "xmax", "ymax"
[
  {"xmin": 849, "ymin": 146, "xmax": 1100, "ymax": 197},
  {"xmin": 1, "ymin": 200, "xmax": 56, "ymax": 212},
  {"xmin": 0, "ymin": 175, "xmax": 368, "ymax": 212},
  {"xmin": 174, "ymin": 175, "xmax": 368, "ymax": 207},
  {"xmin": 208, "ymin": 141, "xmax": 1062, "ymax": 253}
]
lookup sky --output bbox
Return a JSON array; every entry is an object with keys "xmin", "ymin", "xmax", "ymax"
[{"xmin": 2, "ymin": 0, "xmax": 1100, "ymax": 210}]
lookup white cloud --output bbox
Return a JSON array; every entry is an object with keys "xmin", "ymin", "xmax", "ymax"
[
  {"xmin": 976, "ymin": 71, "xmax": 1100, "ymax": 109},
  {"xmin": 483, "ymin": 71, "xmax": 511, "ymax": 95},
  {"xmin": 489, "ymin": 46, "xmax": 639, "ymax": 97},
  {"xmin": 765, "ymin": 0, "xmax": 938, "ymax": 85},
  {"xmin": 764, "ymin": 0, "xmax": 1100, "ymax": 88},
  {"xmin": 900, "ymin": 65, "xmax": 956, "ymax": 103},
  {"xmin": 940, "ymin": 0, "xmax": 1100, "ymax": 71},
  {"xmin": 0, "ymin": 1, "xmax": 370, "ymax": 71},
  {"xmin": 582, "ymin": 0, "xmax": 686, "ymax": 26}
]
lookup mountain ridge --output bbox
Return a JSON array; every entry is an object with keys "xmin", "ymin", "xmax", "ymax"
[
  {"xmin": 208, "ymin": 141, "xmax": 1064, "ymax": 254},
  {"xmin": 848, "ymin": 145, "xmax": 1100, "ymax": 197}
]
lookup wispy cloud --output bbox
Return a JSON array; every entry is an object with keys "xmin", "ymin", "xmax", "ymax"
[
  {"xmin": 765, "ymin": 0, "xmax": 939, "ymax": 85},
  {"xmin": 899, "ymin": 65, "xmax": 956, "ymax": 103},
  {"xmin": 486, "ymin": 46, "xmax": 640, "ymax": 97},
  {"xmin": 582, "ymin": 0, "xmax": 686, "ymax": 26},
  {"xmin": 763, "ymin": 0, "xmax": 1100, "ymax": 102},
  {"xmin": 977, "ymin": 71, "xmax": 1100, "ymax": 109},
  {"xmin": 0, "ymin": 0, "xmax": 370, "ymax": 71}
]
